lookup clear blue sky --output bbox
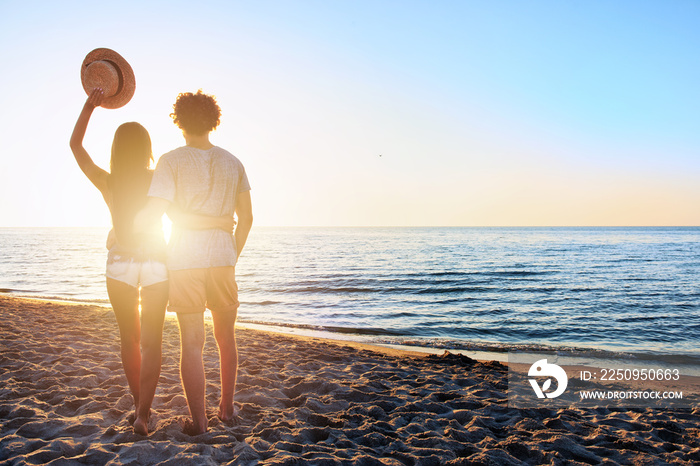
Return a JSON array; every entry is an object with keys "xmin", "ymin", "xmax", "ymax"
[{"xmin": 1, "ymin": 0, "xmax": 698, "ymax": 226}]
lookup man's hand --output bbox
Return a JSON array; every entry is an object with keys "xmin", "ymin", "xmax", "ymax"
[{"xmin": 214, "ymin": 216, "xmax": 236, "ymax": 234}]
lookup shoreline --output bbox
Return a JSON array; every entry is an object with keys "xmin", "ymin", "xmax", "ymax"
[
  {"xmin": 1, "ymin": 294, "xmax": 700, "ymax": 464},
  {"xmin": 5, "ymin": 291, "xmax": 700, "ymax": 368}
]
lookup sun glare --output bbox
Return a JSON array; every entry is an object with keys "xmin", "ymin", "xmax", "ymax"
[{"xmin": 162, "ymin": 215, "xmax": 172, "ymax": 243}]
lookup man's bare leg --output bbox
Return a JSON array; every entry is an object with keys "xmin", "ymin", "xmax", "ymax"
[
  {"xmin": 106, "ymin": 278, "xmax": 141, "ymax": 415},
  {"xmin": 176, "ymin": 312, "xmax": 208, "ymax": 434},
  {"xmin": 212, "ymin": 310, "xmax": 238, "ymax": 422},
  {"xmin": 133, "ymin": 281, "xmax": 168, "ymax": 436}
]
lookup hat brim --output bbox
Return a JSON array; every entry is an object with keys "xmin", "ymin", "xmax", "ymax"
[{"xmin": 81, "ymin": 48, "xmax": 135, "ymax": 109}]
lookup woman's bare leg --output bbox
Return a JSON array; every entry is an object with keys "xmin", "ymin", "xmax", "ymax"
[
  {"xmin": 106, "ymin": 278, "xmax": 141, "ymax": 412},
  {"xmin": 133, "ymin": 280, "xmax": 168, "ymax": 435}
]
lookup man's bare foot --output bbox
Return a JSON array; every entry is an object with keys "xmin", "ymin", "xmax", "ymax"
[
  {"xmin": 133, "ymin": 416, "xmax": 148, "ymax": 436},
  {"xmin": 182, "ymin": 418, "xmax": 208, "ymax": 436},
  {"xmin": 218, "ymin": 404, "xmax": 239, "ymax": 425}
]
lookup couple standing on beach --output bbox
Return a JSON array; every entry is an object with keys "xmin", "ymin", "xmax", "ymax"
[{"xmin": 70, "ymin": 51, "xmax": 252, "ymax": 436}]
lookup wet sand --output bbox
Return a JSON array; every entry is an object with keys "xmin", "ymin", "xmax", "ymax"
[{"xmin": 1, "ymin": 295, "xmax": 699, "ymax": 465}]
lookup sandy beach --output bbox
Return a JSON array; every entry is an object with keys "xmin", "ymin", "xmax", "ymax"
[{"xmin": 1, "ymin": 295, "xmax": 699, "ymax": 465}]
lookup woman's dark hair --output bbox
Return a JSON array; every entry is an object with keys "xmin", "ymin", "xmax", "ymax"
[
  {"xmin": 108, "ymin": 122, "xmax": 154, "ymax": 248},
  {"xmin": 170, "ymin": 90, "xmax": 221, "ymax": 136}
]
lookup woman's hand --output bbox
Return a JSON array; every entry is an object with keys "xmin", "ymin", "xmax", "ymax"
[
  {"xmin": 85, "ymin": 88, "xmax": 105, "ymax": 109},
  {"xmin": 106, "ymin": 229, "xmax": 116, "ymax": 250}
]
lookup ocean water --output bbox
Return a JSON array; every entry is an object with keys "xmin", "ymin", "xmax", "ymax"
[{"xmin": 1, "ymin": 227, "xmax": 699, "ymax": 362}]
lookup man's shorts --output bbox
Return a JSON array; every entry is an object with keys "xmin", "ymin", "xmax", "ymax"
[
  {"xmin": 106, "ymin": 251, "xmax": 168, "ymax": 288},
  {"xmin": 168, "ymin": 267, "xmax": 239, "ymax": 314}
]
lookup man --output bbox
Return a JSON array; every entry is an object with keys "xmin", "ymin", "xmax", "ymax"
[{"xmin": 135, "ymin": 90, "xmax": 253, "ymax": 435}]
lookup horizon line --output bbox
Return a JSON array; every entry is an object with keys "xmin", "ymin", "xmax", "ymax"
[{"xmin": 1, "ymin": 225, "xmax": 699, "ymax": 229}]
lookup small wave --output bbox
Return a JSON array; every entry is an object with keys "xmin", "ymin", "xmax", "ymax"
[
  {"xmin": 614, "ymin": 315, "xmax": 662, "ymax": 323},
  {"xmin": 321, "ymin": 326, "xmax": 407, "ymax": 336},
  {"xmin": 433, "ymin": 297, "xmax": 480, "ymax": 304},
  {"xmin": 0, "ymin": 287, "xmax": 41, "ymax": 294},
  {"xmin": 292, "ymin": 286, "xmax": 388, "ymax": 294},
  {"xmin": 502, "ymin": 286, "xmax": 561, "ymax": 293},
  {"xmin": 672, "ymin": 302, "xmax": 699, "ymax": 310},
  {"xmin": 391, "ymin": 311, "xmax": 419, "ymax": 318},
  {"xmin": 286, "ymin": 284, "xmax": 498, "ymax": 295},
  {"xmin": 483, "ymin": 270, "xmax": 550, "ymax": 277},
  {"xmin": 236, "ymin": 319, "xmax": 411, "ymax": 336},
  {"xmin": 421, "ymin": 271, "xmax": 478, "ymax": 278},
  {"xmin": 2, "ymin": 292, "xmax": 110, "ymax": 306},
  {"xmin": 414, "ymin": 286, "xmax": 493, "ymax": 294},
  {"xmin": 370, "ymin": 337, "xmax": 700, "ymax": 366}
]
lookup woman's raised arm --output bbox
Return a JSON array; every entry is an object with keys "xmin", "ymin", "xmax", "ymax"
[{"xmin": 70, "ymin": 88, "xmax": 109, "ymax": 194}]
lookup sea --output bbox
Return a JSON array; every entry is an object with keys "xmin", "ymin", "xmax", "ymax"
[{"xmin": 1, "ymin": 227, "xmax": 699, "ymax": 366}]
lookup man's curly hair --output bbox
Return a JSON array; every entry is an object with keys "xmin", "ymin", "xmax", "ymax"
[{"xmin": 170, "ymin": 90, "xmax": 221, "ymax": 136}]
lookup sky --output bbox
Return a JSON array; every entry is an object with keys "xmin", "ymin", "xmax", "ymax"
[{"xmin": 0, "ymin": 0, "xmax": 698, "ymax": 227}]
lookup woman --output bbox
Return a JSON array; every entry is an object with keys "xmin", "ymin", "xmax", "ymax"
[{"xmin": 70, "ymin": 88, "xmax": 231, "ymax": 435}]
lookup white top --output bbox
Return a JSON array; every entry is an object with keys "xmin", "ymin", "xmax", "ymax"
[{"xmin": 148, "ymin": 145, "xmax": 251, "ymax": 270}]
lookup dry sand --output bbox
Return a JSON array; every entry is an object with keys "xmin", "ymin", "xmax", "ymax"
[{"xmin": 1, "ymin": 295, "xmax": 699, "ymax": 465}]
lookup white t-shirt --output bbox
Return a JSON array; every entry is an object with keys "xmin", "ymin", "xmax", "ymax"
[{"xmin": 148, "ymin": 145, "xmax": 251, "ymax": 270}]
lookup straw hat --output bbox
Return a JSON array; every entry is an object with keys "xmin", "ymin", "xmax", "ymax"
[{"xmin": 81, "ymin": 48, "xmax": 135, "ymax": 109}]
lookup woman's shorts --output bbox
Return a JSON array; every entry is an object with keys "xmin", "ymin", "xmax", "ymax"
[{"xmin": 106, "ymin": 251, "xmax": 168, "ymax": 288}]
